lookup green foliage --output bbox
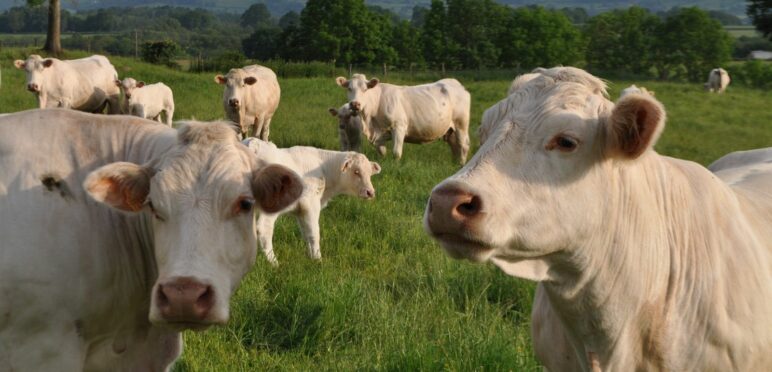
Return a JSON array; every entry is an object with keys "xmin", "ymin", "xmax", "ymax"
[
  {"xmin": 240, "ymin": 3, "xmax": 275, "ymax": 29},
  {"xmin": 585, "ymin": 7, "xmax": 661, "ymax": 75},
  {"xmin": 141, "ymin": 39, "xmax": 180, "ymax": 67},
  {"xmin": 733, "ymin": 35, "xmax": 772, "ymax": 58},
  {"xmin": 725, "ymin": 60, "xmax": 772, "ymax": 88},
  {"xmin": 747, "ymin": 0, "xmax": 772, "ymax": 40},
  {"xmin": 242, "ymin": 26, "xmax": 282, "ymax": 60},
  {"xmin": 500, "ymin": 6, "xmax": 584, "ymax": 69}
]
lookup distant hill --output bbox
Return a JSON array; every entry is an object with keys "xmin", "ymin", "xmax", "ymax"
[{"xmin": 0, "ymin": 0, "xmax": 749, "ymax": 19}]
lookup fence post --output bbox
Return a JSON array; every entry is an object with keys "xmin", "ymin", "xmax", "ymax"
[
  {"xmin": 348, "ymin": 64, "xmax": 352, "ymax": 77},
  {"xmin": 134, "ymin": 30, "xmax": 138, "ymax": 60}
]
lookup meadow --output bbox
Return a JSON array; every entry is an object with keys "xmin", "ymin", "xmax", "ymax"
[{"xmin": 1, "ymin": 49, "xmax": 771, "ymax": 371}]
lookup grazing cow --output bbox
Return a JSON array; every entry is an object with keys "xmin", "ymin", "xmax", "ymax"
[
  {"xmin": 244, "ymin": 138, "xmax": 381, "ymax": 265},
  {"xmin": 13, "ymin": 54, "xmax": 120, "ymax": 113},
  {"xmin": 215, "ymin": 65, "xmax": 280, "ymax": 140},
  {"xmin": 424, "ymin": 67, "xmax": 772, "ymax": 371},
  {"xmin": 328, "ymin": 103, "xmax": 363, "ymax": 153},
  {"xmin": 705, "ymin": 68, "xmax": 731, "ymax": 93},
  {"xmin": 0, "ymin": 109, "xmax": 303, "ymax": 371},
  {"xmin": 115, "ymin": 78, "xmax": 175, "ymax": 126},
  {"xmin": 335, "ymin": 74, "xmax": 471, "ymax": 164},
  {"xmin": 619, "ymin": 84, "xmax": 655, "ymax": 98}
]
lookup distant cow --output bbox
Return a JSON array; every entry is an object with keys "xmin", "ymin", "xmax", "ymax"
[
  {"xmin": 328, "ymin": 103, "xmax": 363, "ymax": 153},
  {"xmin": 335, "ymin": 74, "xmax": 471, "ymax": 164},
  {"xmin": 0, "ymin": 109, "xmax": 303, "ymax": 370},
  {"xmin": 116, "ymin": 77, "xmax": 175, "ymax": 126},
  {"xmin": 619, "ymin": 84, "xmax": 655, "ymax": 98},
  {"xmin": 14, "ymin": 54, "xmax": 120, "ymax": 113},
  {"xmin": 425, "ymin": 67, "xmax": 772, "ymax": 371},
  {"xmin": 244, "ymin": 138, "xmax": 380, "ymax": 265},
  {"xmin": 705, "ymin": 68, "xmax": 731, "ymax": 93},
  {"xmin": 215, "ymin": 65, "xmax": 280, "ymax": 140}
]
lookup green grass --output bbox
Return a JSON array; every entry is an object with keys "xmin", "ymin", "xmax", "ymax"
[{"xmin": 1, "ymin": 49, "xmax": 771, "ymax": 371}]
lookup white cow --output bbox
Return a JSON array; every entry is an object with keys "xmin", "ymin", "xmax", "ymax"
[
  {"xmin": 619, "ymin": 84, "xmax": 655, "ymax": 98},
  {"xmin": 335, "ymin": 74, "xmax": 471, "ymax": 164},
  {"xmin": 425, "ymin": 67, "xmax": 772, "ymax": 371},
  {"xmin": 243, "ymin": 138, "xmax": 381, "ymax": 265},
  {"xmin": 0, "ymin": 109, "xmax": 303, "ymax": 371},
  {"xmin": 14, "ymin": 54, "xmax": 120, "ymax": 113},
  {"xmin": 215, "ymin": 65, "xmax": 280, "ymax": 140},
  {"xmin": 116, "ymin": 77, "xmax": 175, "ymax": 126},
  {"xmin": 705, "ymin": 67, "xmax": 731, "ymax": 93}
]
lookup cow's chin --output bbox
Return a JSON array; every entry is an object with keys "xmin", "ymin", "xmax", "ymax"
[
  {"xmin": 432, "ymin": 233, "xmax": 497, "ymax": 263},
  {"xmin": 148, "ymin": 316, "xmax": 228, "ymax": 332}
]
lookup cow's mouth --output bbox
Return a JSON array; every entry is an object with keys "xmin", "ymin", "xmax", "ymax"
[
  {"xmin": 159, "ymin": 320, "xmax": 217, "ymax": 332},
  {"xmin": 431, "ymin": 232, "xmax": 495, "ymax": 262}
]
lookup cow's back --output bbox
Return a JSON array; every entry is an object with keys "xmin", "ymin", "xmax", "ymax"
[
  {"xmin": 243, "ymin": 65, "xmax": 280, "ymax": 115},
  {"xmin": 57, "ymin": 55, "xmax": 120, "ymax": 110},
  {"xmin": 382, "ymin": 81, "xmax": 456, "ymax": 142}
]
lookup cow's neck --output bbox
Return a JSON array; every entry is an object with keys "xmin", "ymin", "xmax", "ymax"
[{"xmin": 544, "ymin": 152, "xmax": 762, "ymax": 370}]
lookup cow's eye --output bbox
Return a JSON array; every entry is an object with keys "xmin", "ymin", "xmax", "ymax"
[
  {"xmin": 237, "ymin": 198, "xmax": 255, "ymax": 214},
  {"xmin": 547, "ymin": 135, "xmax": 579, "ymax": 152},
  {"xmin": 354, "ymin": 170, "xmax": 360, "ymax": 176},
  {"xmin": 147, "ymin": 200, "xmax": 164, "ymax": 221}
]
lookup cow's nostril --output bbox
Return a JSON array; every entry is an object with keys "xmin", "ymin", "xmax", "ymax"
[
  {"xmin": 456, "ymin": 195, "xmax": 481, "ymax": 216},
  {"xmin": 196, "ymin": 286, "xmax": 214, "ymax": 311},
  {"xmin": 156, "ymin": 284, "xmax": 170, "ymax": 307}
]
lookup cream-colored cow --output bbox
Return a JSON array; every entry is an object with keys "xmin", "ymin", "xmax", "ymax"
[
  {"xmin": 425, "ymin": 67, "xmax": 772, "ymax": 371},
  {"xmin": 116, "ymin": 77, "xmax": 175, "ymax": 126},
  {"xmin": 244, "ymin": 138, "xmax": 380, "ymax": 265},
  {"xmin": 705, "ymin": 67, "xmax": 731, "ymax": 93},
  {"xmin": 215, "ymin": 65, "xmax": 280, "ymax": 140}
]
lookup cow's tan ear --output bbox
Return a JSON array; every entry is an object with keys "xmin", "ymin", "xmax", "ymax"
[
  {"xmin": 114, "ymin": 79, "xmax": 122, "ymax": 87},
  {"xmin": 605, "ymin": 94, "xmax": 666, "ymax": 159},
  {"xmin": 329, "ymin": 107, "xmax": 338, "ymax": 117},
  {"xmin": 43, "ymin": 59, "xmax": 53, "ymax": 68},
  {"xmin": 214, "ymin": 75, "xmax": 226, "ymax": 84},
  {"xmin": 14, "ymin": 60, "xmax": 26, "ymax": 69},
  {"xmin": 137, "ymin": 81, "xmax": 145, "ymax": 88},
  {"xmin": 341, "ymin": 155, "xmax": 354, "ymax": 172},
  {"xmin": 84, "ymin": 162, "xmax": 154, "ymax": 213},
  {"xmin": 244, "ymin": 77, "xmax": 257, "ymax": 85},
  {"xmin": 366, "ymin": 78, "xmax": 379, "ymax": 89},
  {"xmin": 336, "ymin": 76, "xmax": 349, "ymax": 88},
  {"xmin": 252, "ymin": 164, "xmax": 303, "ymax": 213},
  {"xmin": 371, "ymin": 162, "xmax": 381, "ymax": 175}
]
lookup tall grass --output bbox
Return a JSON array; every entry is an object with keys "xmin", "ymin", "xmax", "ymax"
[{"xmin": 1, "ymin": 50, "xmax": 770, "ymax": 371}]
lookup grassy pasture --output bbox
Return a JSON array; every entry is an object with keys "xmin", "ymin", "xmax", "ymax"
[{"xmin": 1, "ymin": 50, "xmax": 771, "ymax": 371}]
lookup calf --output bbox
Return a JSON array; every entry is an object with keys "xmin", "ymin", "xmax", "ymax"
[
  {"xmin": 14, "ymin": 54, "xmax": 120, "ymax": 113},
  {"xmin": 244, "ymin": 138, "xmax": 381, "ymax": 265},
  {"xmin": 328, "ymin": 103, "xmax": 363, "ymax": 153},
  {"xmin": 335, "ymin": 74, "xmax": 471, "ymax": 164},
  {"xmin": 116, "ymin": 77, "xmax": 175, "ymax": 126},
  {"xmin": 425, "ymin": 67, "xmax": 772, "ymax": 371}
]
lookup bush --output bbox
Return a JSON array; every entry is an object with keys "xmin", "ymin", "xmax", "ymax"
[
  {"xmin": 190, "ymin": 51, "xmax": 247, "ymax": 73},
  {"xmin": 726, "ymin": 60, "xmax": 772, "ymax": 89},
  {"xmin": 141, "ymin": 40, "xmax": 181, "ymax": 68}
]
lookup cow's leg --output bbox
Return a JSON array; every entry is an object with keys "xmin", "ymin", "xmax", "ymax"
[
  {"xmin": 532, "ymin": 283, "xmax": 582, "ymax": 372},
  {"xmin": 37, "ymin": 94, "xmax": 48, "ymax": 108},
  {"xmin": 296, "ymin": 199, "xmax": 322, "ymax": 260},
  {"xmin": 165, "ymin": 106, "xmax": 174, "ymax": 127},
  {"xmin": 260, "ymin": 115, "xmax": 272, "ymax": 141},
  {"xmin": 374, "ymin": 136, "xmax": 388, "ymax": 157},
  {"xmin": 155, "ymin": 114, "xmax": 163, "ymax": 124},
  {"xmin": 107, "ymin": 95, "xmax": 121, "ymax": 114},
  {"xmin": 256, "ymin": 213, "xmax": 280, "ymax": 266},
  {"xmin": 251, "ymin": 116, "xmax": 264, "ymax": 139},
  {"xmin": 392, "ymin": 124, "xmax": 407, "ymax": 160}
]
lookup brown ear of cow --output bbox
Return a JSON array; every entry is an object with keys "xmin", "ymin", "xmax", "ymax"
[
  {"xmin": 336, "ymin": 76, "xmax": 349, "ymax": 88},
  {"xmin": 329, "ymin": 107, "xmax": 338, "ymax": 117},
  {"xmin": 14, "ymin": 60, "xmax": 25, "ymax": 69},
  {"xmin": 605, "ymin": 94, "xmax": 666, "ymax": 159},
  {"xmin": 137, "ymin": 81, "xmax": 146, "ymax": 88},
  {"xmin": 252, "ymin": 164, "xmax": 303, "ymax": 213},
  {"xmin": 366, "ymin": 78, "xmax": 379, "ymax": 89},
  {"xmin": 43, "ymin": 59, "xmax": 54, "ymax": 68},
  {"xmin": 83, "ymin": 162, "xmax": 154, "ymax": 213},
  {"xmin": 114, "ymin": 79, "xmax": 122, "ymax": 87},
  {"xmin": 214, "ymin": 75, "xmax": 227, "ymax": 84},
  {"xmin": 244, "ymin": 77, "xmax": 257, "ymax": 85}
]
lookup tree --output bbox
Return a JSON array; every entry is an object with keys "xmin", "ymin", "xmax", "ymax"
[
  {"xmin": 242, "ymin": 25, "xmax": 282, "ymax": 60},
  {"xmin": 584, "ymin": 7, "xmax": 661, "ymax": 75},
  {"xmin": 28, "ymin": 0, "xmax": 61, "ymax": 56},
  {"xmin": 748, "ymin": 0, "xmax": 772, "ymax": 40},
  {"xmin": 241, "ymin": 3, "xmax": 274, "ymax": 29},
  {"xmin": 499, "ymin": 6, "xmax": 583, "ymax": 69},
  {"xmin": 278, "ymin": 10, "xmax": 300, "ymax": 30},
  {"xmin": 421, "ymin": 0, "xmax": 451, "ymax": 68},
  {"xmin": 390, "ymin": 20, "xmax": 424, "ymax": 68}
]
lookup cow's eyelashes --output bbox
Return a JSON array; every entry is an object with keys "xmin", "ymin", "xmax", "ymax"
[
  {"xmin": 235, "ymin": 197, "xmax": 255, "ymax": 214},
  {"xmin": 546, "ymin": 135, "xmax": 580, "ymax": 152},
  {"xmin": 147, "ymin": 200, "xmax": 165, "ymax": 221}
]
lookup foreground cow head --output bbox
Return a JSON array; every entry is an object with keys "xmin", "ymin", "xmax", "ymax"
[
  {"xmin": 339, "ymin": 153, "xmax": 381, "ymax": 199},
  {"xmin": 14, "ymin": 54, "xmax": 54, "ymax": 93},
  {"xmin": 336, "ymin": 74, "xmax": 379, "ymax": 115},
  {"xmin": 329, "ymin": 103, "xmax": 364, "ymax": 152},
  {"xmin": 215, "ymin": 68, "xmax": 257, "ymax": 110},
  {"xmin": 84, "ymin": 122, "xmax": 303, "ymax": 329},
  {"xmin": 425, "ymin": 67, "xmax": 666, "ymax": 281},
  {"xmin": 115, "ymin": 77, "xmax": 145, "ymax": 99}
]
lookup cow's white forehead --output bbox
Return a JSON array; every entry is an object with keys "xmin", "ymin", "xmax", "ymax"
[{"xmin": 225, "ymin": 68, "xmax": 250, "ymax": 81}]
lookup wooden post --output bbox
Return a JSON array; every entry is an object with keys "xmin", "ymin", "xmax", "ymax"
[{"xmin": 134, "ymin": 30, "xmax": 138, "ymax": 60}]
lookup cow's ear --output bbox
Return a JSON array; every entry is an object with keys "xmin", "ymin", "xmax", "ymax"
[
  {"xmin": 252, "ymin": 164, "xmax": 303, "ymax": 213},
  {"xmin": 14, "ymin": 60, "xmax": 26, "ymax": 69},
  {"xmin": 137, "ymin": 81, "xmax": 145, "ymax": 88},
  {"xmin": 43, "ymin": 59, "xmax": 54, "ymax": 68},
  {"xmin": 114, "ymin": 79, "xmax": 122, "ymax": 87},
  {"xmin": 366, "ymin": 78, "xmax": 379, "ymax": 89},
  {"xmin": 329, "ymin": 107, "xmax": 338, "ymax": 117},
  {"xmin": 214, "ymin": 75, "xmax": 226, "ymax": 84},
  {"xmin": 605, "ymin": 94, "xmax": 666, "ymax": 160},
  {"xmin": 336, "ymin": 76, "xmax": 349, "ymax": 88},
  {"xmin": 340, "ymin": 155, "xmax": 354, "ymax": 172},
  {"xmin": 84, "ymin": 162, "xmax": 154, "ymax": 213},
  {"xmin": 371, "ymin": 162, "xmax": 381, "ymax": 175},
  {"xmin": 244, "ymin": 77, "xmax": 257, "ymax": 85}
]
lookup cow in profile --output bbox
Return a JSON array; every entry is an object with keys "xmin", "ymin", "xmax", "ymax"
[{"xmin": 425, "ymin": 67, "xmax": 772, "ymax": 371}]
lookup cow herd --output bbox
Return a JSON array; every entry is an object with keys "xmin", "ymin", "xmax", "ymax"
[{"xmin": 1, "ymin": 54, "xmax": 769, "ymax": 372}]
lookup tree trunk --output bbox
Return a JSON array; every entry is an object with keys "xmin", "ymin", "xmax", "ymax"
[{"xmin": 43, "ymin": 0, "xmax": 61, "ymax": 57}]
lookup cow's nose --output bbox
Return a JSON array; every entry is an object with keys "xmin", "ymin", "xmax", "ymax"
[
  {"xmin": 27, "ymin": 83, "xmax": 38, "ymax": 92},
  {"xmin": 364, "ymin": 189, "xmax": 375, "ymax": 199},
  {"xmin": 229, "ymin": 98, "xmax": 240, "ymax": 108},
  {"xmin": 427, "ymin": 183, "xmax": 482, "ymax": 233},
  {"xmin": 125, "ymin": 93, "xmax": 131, "ymax": 98},
  {"xmin": 156, "ymin": 277, "xmax": 214, "ymax": 322},
  {"xmin": 350, "ymin": 101, "xmax": 361, "ymax": 111}
]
